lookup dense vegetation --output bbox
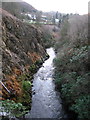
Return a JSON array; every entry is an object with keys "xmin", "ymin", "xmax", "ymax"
[
  {"xmin": 41, "ymin": 26, "xmax": 55, "ymax": 48},
  {"xmin": 1, "ymin": 6, "xmax": 48, "ymax": 118},
  {"xmin": 0, "ymin": 100, "xmax": 28, "ymax": 119},
  {"xmin": 1, "ymin": 2, "xmax": 89, "ymax": 119},
  {"xmin": 54, "ymin": 15, "xmax": 90, "ymax": 119}
]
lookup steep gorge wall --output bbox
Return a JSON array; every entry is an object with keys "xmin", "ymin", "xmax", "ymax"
[{"xmin": 0, "ymin": 8, "xmax": 47, "ymax": 101}]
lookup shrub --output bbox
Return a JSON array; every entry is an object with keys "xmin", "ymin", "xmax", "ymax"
[
  {"xmin": 18, "ymin": 73, "xmax": 32, "ymax": 82},
  {"xmin": 35, "ymin": 59, "xmax": 43, "ymax": 66},
  {"xmin": 22, "ymin": 80, "xmax": 31, "ymax": 92},
  {"xmin": 21, "ymin": 80, "xmax": 32, "ymax": 107},
  {"xmin": 42, "ymin": 27, "xmax": 55, "ymax": 48},
  {"xmin": 18, "ymin": 74, "xmax": 32, "ymax": 108},
  {"xmin": 0, "ymin": 100, "xmax": 28, "ymax": 118},
  {"xmin": 54, "ymin": 14, "xmax": 89, "ymax": 119},
  {"xmin": 29, "ymin": 64, "xmax": 36, "ymax": 73},
  {"xmin": 70, "ymin": 95, "xmax": 90, "ymax": 119}
]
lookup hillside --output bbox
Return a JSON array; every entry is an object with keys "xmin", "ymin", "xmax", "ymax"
[
  {"xmin": 1, "ymin": 8, "xmax": 47, "ymax": 107},
  {"xmin": 2, "ymin": 2, "xmax": 37, "ymax": 20}
]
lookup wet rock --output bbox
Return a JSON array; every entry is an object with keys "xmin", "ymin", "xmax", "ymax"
[{"xmin": 32, "ymin": 90, "xmax": 36, "ymax": 95}]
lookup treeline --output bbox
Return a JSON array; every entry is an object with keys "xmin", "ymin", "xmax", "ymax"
[{"xmin": 54, "ymin": 14, "xmax": 90, "ymax": 119}]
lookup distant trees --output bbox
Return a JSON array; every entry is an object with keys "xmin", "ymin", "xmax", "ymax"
[
  {"xmin": 52, "ymin": 15, "xmax": 55, "ymax": 24},
  {"xmin": 56, "ymin": 11, "xmax": 59, "ymax": 19},
  {"xmin": 36, "ymin": 11, "xmax": 42, "ymax": 23},
  {"xmin": 51, "ymin": 12, "xmax": 70, "ymax": 27},
  {"xmin": 68, "ymin": 15, "xmax": 88, "ymax": 47}
]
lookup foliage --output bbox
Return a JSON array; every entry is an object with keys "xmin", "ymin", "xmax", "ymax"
[
  {"xmin": 21, "ymin": 79, "xmax": 32, "ymax": 107},
  {"xmin": 54, "ymin": 20, "xmax": 69, "ymax": 51},
  {"xmin": 35, "ymin": 59, "xmax": 43, "ymax": 66},
  {"xmin": 18, "ymin": 73, "xmax": 32, "ymax": 82},
  {"xmin": 70, "ymin": 46, "xmax": 88, "ymax": 62},
  {"xmin": 54, "ymin": 14, "xmax": 89, "ymax": 119},
  {"xmin": 0, "ymin": 100, "xmax": 28, "ymax": 118},
  {"xmin": 36, "ymin": 11, "xmax": 42, "ymax": 23},
  {"xmin": 17, "ymin": 73, "xmax": 32, "ymax": 108},
  {"xmin": 60, "ymin": 20, "xmax": 69, "ymax": 38},
  {"xmin": 70, "ymin": 95, "xmax": 90, "ymax": 119},
  {"xmin": 42, "ymin": 31, "xmax": 54, "ymax": 48},
  {"xmin": 22, "ymin": 80, "xmax": 31, "ymax": 92},
  {"xmin": 29, "ymin": 64, "xmax": 37, "ymax": 73}
]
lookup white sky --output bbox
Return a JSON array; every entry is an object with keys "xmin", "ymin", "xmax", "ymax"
[{"xmin": 22, "ymin": 0, "xmax": 89, "ymax": 15}]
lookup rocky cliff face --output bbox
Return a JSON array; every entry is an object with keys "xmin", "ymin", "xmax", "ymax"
[{"xmin": 0, "ymin": 8, "xmax": 47, "ymax": 101}]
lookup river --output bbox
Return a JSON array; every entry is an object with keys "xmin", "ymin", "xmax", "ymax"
[{"xmin": 26, "ymin": 48, "xmax": 67, "ymax": 119}]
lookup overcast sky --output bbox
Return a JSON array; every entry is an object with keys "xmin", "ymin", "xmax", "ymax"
[{"xmin": 22, "ymin": 0, "xmax": 89, "ymax": 15}]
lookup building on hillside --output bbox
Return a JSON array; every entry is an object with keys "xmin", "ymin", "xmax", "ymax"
[
  {"xmin": 41, "ymin": 15, "xmax": 47, "ymax": 23},
  {"xmin": 55, "ymin": 19, "xmax": 59, "ymax": 24}
]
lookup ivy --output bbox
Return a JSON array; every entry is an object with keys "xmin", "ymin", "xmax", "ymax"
[
  {"xmin": 0, "ymin": 100, "xmax": 28, "ymax": 118},
  {"xmin": 70, "ymin": 95, "xmax": 90, "ymax": 119}
]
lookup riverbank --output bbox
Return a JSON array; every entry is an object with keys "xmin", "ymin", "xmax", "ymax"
[
  {"xmin": 0, "ymin": 53, "xmax": 49, "ymax": 119},
  {"xmin": 53, "ymin": 15, "xmax": 89, "ymax": 120},
  {"xmin": 1, "ymin": 8, "xmax": 50, "ymax": 119}
]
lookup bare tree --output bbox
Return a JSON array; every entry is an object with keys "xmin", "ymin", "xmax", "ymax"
[{"xmin": 36, "ymin": 11, "xmax": 42, "ymax": 23}]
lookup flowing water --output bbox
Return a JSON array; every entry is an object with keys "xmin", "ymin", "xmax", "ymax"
[{"xmin": 26, "ymin": 48, "xmax": 67, "ymax": 119}]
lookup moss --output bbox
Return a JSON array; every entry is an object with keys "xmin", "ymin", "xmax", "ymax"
[
  {"xmin": 20, "ymin": 80, "xmax": 32, "ymax": 108},
  {"xmin": 29, "ymin": 64, "xmax": 37, "ymax": 73}
]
